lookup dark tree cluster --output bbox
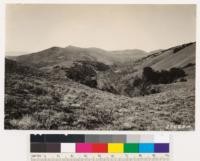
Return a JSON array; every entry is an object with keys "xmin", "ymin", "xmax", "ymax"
[
  {"xmin": 65, "ymin": 62, "xmax": 97, "ymax": 87},
  {"xmin": 125, "ymin": 67, "xmax": 186, "ymax": 97},
  {"xmin": 143, "ymin": 67, "xmax": 186, "ymax": 84},
  {"xmin": 65, "ymin": 61, "xmax": 110, "ymax": 88},
  {"xmin": 78, "ymin": 60, "xmax": 110, "ymax": 71}
]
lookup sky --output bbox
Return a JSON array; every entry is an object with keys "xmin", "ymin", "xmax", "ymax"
[{"xmin": 6, "ymin": 4, "xmax": 196, "ymax": 55}]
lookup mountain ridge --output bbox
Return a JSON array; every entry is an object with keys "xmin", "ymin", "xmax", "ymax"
[{"xmin": 8, "ymin": 45, "xmax": 149, "ymax": 68}]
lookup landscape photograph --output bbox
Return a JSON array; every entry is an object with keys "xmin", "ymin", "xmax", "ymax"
[{"xmin": 5, "ymin": 4, "xmax": 196, "ymax": 130}]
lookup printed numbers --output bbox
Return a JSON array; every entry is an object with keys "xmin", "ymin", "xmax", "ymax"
[{"xmin": 166, "ymin": 124, "xmax": 192, "ymax": 130}]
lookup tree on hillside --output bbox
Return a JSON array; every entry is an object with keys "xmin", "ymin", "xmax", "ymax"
[
  {"xmin": 143, "ymin": 67, "xmax": 159, "ymax": 84},
  {"xmin": 65, "ymin": 62, "xmax": 97, "ymax": 87},
  {"xmin": 142, "ymin": 66, "xmax": 186, "ymax": 84}
]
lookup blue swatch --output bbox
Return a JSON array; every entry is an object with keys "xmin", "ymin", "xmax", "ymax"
[{"xmin": 139, "ymin": 143, "xmax": 154, "ymax": 153}]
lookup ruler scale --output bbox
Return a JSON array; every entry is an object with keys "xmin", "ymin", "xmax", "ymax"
[
  {"xmin": 31, "ymin": 155, "xmax": 169, "ymax": 161},
  {"xmin": 30, "ymin": 134, "xmax": 170, "ymax": 161}
]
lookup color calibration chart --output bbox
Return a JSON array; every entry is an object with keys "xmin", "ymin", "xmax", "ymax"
[{"xmin": 30, "ymin": 134, "xmax": 170, "ymax": 161}]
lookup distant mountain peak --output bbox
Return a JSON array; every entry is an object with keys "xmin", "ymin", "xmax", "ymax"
[
  {"xmin": 48, "ymin": 46, "xmax": 63, "ymax": 50},
  {"xmin": 66, "ymin": 45, "xmax": 81, "ymax": 49}
]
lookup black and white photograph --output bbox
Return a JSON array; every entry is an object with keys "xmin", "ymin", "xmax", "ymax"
[{"xmin": 5, "ymin": 4, "xmax": 196, "ymax": 130}]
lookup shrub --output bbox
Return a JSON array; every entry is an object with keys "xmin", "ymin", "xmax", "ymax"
[
  {"xmin": 32, "ymin": 86, "xmax": 47, "ymax": 95},
  {"xmin": 65, "ymin": 61, "xmax": 110, "ymax": 88},
  {"xmin": 179, "ymin": 78, "xmax": 187, "ymax": 82},
  {"xmin": 143, "ymin": 67, "xmax": 160, "ymax": 84},
  {"xmin": 143, "ymin": 67, "xmax": 154, "ymax": 82},
  {"xmin": 159, "ymin": 70, "xmax": 172, "ymax": 83},
  {"xmin": 5, "ymin": 96, "xmax": 23, "ymax": 119},
  {"xmin": 51, "ymin": 91, "xmax": 62, "ymax": 102},
  {"xmin": 65, "ymin": 62, "xmax": 97, "ymax": 87},
  {"xmin": 9, "ymin": 115, "xmax": 41, "ymax": 129},
  {"xmin": 183, "ymin": 63, "xmax": 195, "ymax": 69},
  {"xmin": 126, "ymin": 67, "xmax": 186, "ymax": 97},
  {"xmin": 169, "ymin": 67, "xmax": 186, "ymax": 80},
  {"xmin": 133, "ymin": 76, "xmax": 143, "ymax": 87}
]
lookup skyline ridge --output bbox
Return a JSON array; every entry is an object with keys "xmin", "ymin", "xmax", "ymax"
[{"xmin": 6, "ymin": 41, "xmax": 195, "ymax": 56}]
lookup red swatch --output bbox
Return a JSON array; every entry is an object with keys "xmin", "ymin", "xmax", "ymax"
[{"xmin": 92, "ymin": 143, "xmax": 108, "ymax": 153}]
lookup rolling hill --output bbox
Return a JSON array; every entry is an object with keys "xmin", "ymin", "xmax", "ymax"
[{"xmin": 9, "ymin": 46, "xmax": 149, "ymax": 69}]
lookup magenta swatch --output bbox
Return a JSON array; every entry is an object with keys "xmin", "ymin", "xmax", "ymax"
[{"xmin": 76, "ymin": 143, "xmax": 93, "ymax": 153}]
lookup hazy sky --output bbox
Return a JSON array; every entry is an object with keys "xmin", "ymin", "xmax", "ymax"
[{"xmin": 6, "ymin": 4, "xmax": 196, "ymax": 55}]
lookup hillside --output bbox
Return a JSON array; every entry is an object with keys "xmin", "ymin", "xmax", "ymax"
[
  {"xmin": 97, "ymin": 42, "xmax": 195, "ymax": 96},
  {"xmin": 9, "ymin": 46, "xmax": 149, "ymax": 69},
  {"xmin": 5, "ymin": 42, "xmax": 195, "ymax": 130},
  {"xmin": 134, "ymin": 42, "xmax": 195, "ymax": 71}
]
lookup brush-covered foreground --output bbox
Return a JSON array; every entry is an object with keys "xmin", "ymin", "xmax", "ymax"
[{"xmin": 5, "ymin": 65, "xmax": 195, "ymax": 130}]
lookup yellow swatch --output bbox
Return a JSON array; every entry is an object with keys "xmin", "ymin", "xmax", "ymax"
[{"xmin": 108, "ymin": 143, "xmax": 124, "ymax": 153}]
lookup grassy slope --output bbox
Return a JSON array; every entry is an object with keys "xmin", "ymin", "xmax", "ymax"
[{"xmin": 134, "ymin": 43, "xmax": 195, "ymax": 71}]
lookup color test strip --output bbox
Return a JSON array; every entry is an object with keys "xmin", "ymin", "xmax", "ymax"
[
  {"xmin": 98, "ymin": 135, "xmax": 113, "ymax": 143},
  {"xmin": 31, "ymin": 143, "xmax": 169, "ymax": 153},
  {"xmin": 139, "ymin": 143, "xmax": 154, "ymax": 153},
  {"xmin": 31, "ymin": 134, "xmax": 157, "ymax": 143},
  {"xmin": 76, "ymin": 143, "xmax": 93, "ymax": 153},
  {"xmin": 76, "ymin": 143, "xmax": 108, "ymax": 153},
  {"xmin": 154, "ymin": 143, "xmax": 169, "ymax": 153},
  {"xmin": 31, "ymin": 143, "xmax": 46, "ymax": 153},
  {"xmin": 30, "ymin": 134, "xmax": 170, "ymax": 153},
  {"xmin": 108, "ymin": 143, "xmax": 124, "ymax": 153},
  {"xmin": 31, "ymin": 135, "xmax": 45, "ymax": 143},
  {"xmin": 124, "ymin": 143, "xmax": 139, "ymax": 153},
  {"xmin": 61, "ymin": 143, "xmax": 76, "ymax": 153},
  {"xmin": 140, "ymin": 135, "xmax": 154, "ymax": 143},
  {"xmin": 46, "ymin": 143, "xmax": 61, "ymax": 153},
  {"xmin": 31, "ymin": 143, "xmax": 61, "ymax": 153},
  {"xmin": 126, "ymin": 135, "xmax": 140, "ymax": 143},
  {"xmin": 92, "ymin": 144, "xmax": 108, "ymax": 153}
]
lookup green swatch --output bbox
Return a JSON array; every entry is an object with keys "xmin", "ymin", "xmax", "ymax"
[{"xmin": 124, "ymin": 143, "xmax": 139, "ymax": 153}]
